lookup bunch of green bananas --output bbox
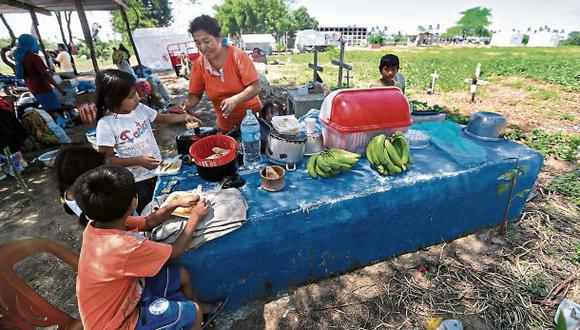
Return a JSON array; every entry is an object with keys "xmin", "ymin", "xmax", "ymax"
[
  {"xmin": 307, "ymin": 148, "xmax": 361, "ymax": 179},
  {"xmin": 366, "ymin": 132, "xmax": 412, "ymax": 176}
]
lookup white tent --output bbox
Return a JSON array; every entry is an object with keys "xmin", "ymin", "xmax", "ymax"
[
  {"xmin": 240, "ymin": 34, "xmax": 276, "ymax": 54},
  {"xmin": 490, "ymin": 31, "xmax": 524, "ymax": 47},
  {"xmin": 133, "ymin": 27, "xmax": 195, "ymax": 71},
  {"xmin": 527, "ymin": 31, "xmax": 562, "ymax": 47}
]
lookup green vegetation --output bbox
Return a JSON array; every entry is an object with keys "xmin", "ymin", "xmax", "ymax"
[
  {"xmin": 532, "ymin": 89, "xmax": 560, "ymax": 100},
  {"xmin": 270, "ymin": 47, "xmax": 580, "ymax": 91},
  {"xmin": 560, "ymin": 31, "xmax": 580, "ymax": 46},
  {"xmin": 444, "ymin": 6, "xmax": 493, "ymax": 38},
  {"xmin": 506, "ymin": 128, "xmax": 580, "ymax": 161},
  {"xmin": 112, "ymin": 0, "xmax": 174, "ymax": 44},
  {"xmin": 549, "ymin": 168, "xmax": 580, "ymax": 207}
]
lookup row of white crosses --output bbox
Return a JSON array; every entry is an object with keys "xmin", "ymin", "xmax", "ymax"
[{"xmin": 427, "ymin": 63, "xmax": 488, "ymax": 102}]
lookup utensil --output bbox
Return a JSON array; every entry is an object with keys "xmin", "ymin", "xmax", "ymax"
[
  {"xmin": 266, "ymin": 130, "xmax": 307, "ymax": 170},
  {"xmin": 189, "ymin": 135, "xmax": 239, "ymax": 182},
  {"xmin": 38, "ymin": 149, "xmax": 59, "ymax": 167}
]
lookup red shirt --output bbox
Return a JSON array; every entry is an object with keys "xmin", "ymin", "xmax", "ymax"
[{"xmin": 23, "ymin": 52, "xmax": 52, "ymax": 94}]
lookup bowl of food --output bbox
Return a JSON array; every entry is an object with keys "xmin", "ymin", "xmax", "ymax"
[
  {"xmin": 38, "ymin": 149, "xmax": 60, "ymax": 167},
  {"xmin": 189, "ymin": 135, "xmax": 239, "ymax": 182}
]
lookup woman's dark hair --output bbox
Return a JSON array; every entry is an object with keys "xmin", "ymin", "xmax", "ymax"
[
  {"xmin": 119, "ymin": 43, "xmax": 130, "ymax": 56},
  {"xmin": 379, "ymin": 54, "xmax": 400, "ymax": 71},
  {"xmin": 72, "ymin": 165, "xmax": 137, "ymax": 223},
  {"xmin": 57, "ymin": 43, "xmax": 67, "ymax": 50},
  {"xmin": 188, "ymin": 15, "xmax": 221, "ymax": 38},
  {"xmin": 95, "ymin": 69, "xmax": 136, "ymax": 120}
]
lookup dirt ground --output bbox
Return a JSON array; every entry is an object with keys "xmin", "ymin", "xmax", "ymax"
[{"xmin": 0, "ymin": 72, "xmax": 578, "ymax": 330}]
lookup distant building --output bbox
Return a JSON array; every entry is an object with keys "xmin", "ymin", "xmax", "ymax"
[
  {"xmin": 407, "ymin": 32, "xmax": 438, "ymax": 46},
  {"xmin": 317, "ymin": 26, "xmax": 368, "ymax": 47}
]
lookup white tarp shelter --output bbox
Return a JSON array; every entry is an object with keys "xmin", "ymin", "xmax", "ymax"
[
  {"xmin": 294, "ymin": 29, "xmax": 326, "ymax": 52},
  {"xmin": 490, "ymin": 31, "xmax": 524, "ymax": 47},
  {"xmin": 240, "ymin": 34, "xmax": 276, "ymax": 55},
  {"xmin": 133, "ymin": 27, "xmax": 194, "ymax": 71},
  {"xmin": 527, "ymin": 31, "xmax": 562, "ymax": 47}
]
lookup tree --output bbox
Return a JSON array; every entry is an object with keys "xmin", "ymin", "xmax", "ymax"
[
  {"xmin": 291, "ymin": 6, "xmax": 318, "ymax": 31},
  {"xmin": 393, "ymin": 32, "xmax": 404, "ymax": 46},
  {"xmin": 441, "ymin": 25, "xmax": 462, "ymax": 39},
  {"xmin": 561, "ymin": 31, "xmax": 580, "ymax": 45},
  {"xmin": 454, "ymin": 6, "xmax": 492, "ymax": 38},
  {"xmin": 214, "ymin": 0, "xmax": 318, "ymax": 38},
  {"xmin": 111, "ymin": 0, "xmax": 173, "ymax": 44}
]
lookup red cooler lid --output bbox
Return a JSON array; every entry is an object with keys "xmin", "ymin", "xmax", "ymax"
[{"xmin": 319, "ymin": 87, "xmax": 411, "ymax": 132}]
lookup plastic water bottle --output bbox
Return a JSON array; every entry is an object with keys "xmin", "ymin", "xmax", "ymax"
[{"xmin": 240, "ymin": 109, "xmax": 261, "ymax": 170}]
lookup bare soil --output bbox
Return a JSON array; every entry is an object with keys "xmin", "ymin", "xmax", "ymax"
[{"xmin": 0, "ymin": 72, "xmax": 578, "ymax": 330}]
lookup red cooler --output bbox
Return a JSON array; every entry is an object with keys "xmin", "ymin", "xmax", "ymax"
[{"xmin": 319, "ymin": 87, "xmax": 412, "ymax": 154}]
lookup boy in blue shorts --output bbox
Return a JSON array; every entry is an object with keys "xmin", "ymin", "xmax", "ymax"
[{"xmin": 73, "ymin": 165, "xmax": 224, "ymax": 329}]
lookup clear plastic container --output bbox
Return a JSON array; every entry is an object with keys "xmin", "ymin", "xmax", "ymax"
[{"xmin": 322, "ymin": 121, "xmax": 409, "ymax": 154}]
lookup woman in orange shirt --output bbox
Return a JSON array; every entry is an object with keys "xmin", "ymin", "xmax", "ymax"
[{"xmin": 186, "ymin": 15, "xmax": 262, "ymax": 133}]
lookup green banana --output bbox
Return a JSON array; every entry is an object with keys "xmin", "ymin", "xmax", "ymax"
[
  {"xmin": 307, "ymin": 155, "xmax": 319, "ymax": 179},
  {"xmin": 366, "ymin": 138, "xmax": 379, "ymax": 166},
  {"xmin": 331, "ymin": 148, "xmax": 361, "ymax": 160},
  {"xmin": 369, "ymin": 135, "xmax": 384, "ymax": 165},
  {"xmin": 393, "ymin": 135, "xmax": 411, "ymax": 166},
  {"xmin": 373, "ymin": 135, "xmax": 392, "ymax": 167},
  {"xmin": 384, "ymin": 139, "xmax": 405, "ymax": 168},
  {"xmin": 329, "ymin": 149, "xmax": 360, "ymax": 166}
]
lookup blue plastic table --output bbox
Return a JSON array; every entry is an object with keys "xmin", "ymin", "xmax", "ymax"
[{"xmin": 155, "ymin": 122, "xmax": 543, "ymax": 309}]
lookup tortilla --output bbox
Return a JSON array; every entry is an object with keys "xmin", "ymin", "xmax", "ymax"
[{"xmin": 163, "ymin": 191, "xmax": 199, "ymax": 218}]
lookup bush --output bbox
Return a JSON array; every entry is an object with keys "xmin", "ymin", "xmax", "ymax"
[
  {"xmin": 549, "ymin": 168, "xmax": 580, "ymax": 207},
  {"xmin": 560, "ymin": 31, "xmax": 580, "ymax": 46},
  {"xmin": 275, "ymin": 42, "xmax": 285, "ymax": 52},
  {"xmin": 368, "ymin": 34, "xmax": 385, "ymax": 45}
]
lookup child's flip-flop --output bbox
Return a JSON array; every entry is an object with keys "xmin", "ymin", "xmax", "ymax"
[{"xmin": 201, "ymin": 298, "xmax": 229, "ymax": 329}]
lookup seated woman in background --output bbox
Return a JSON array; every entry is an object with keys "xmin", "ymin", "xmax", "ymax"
[{"xmin": 251, "ymin": 48, "xmax": 267, "ymax": 64}]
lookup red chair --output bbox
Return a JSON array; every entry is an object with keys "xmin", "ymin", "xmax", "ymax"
[{"xmin": 0, "ymin": 239, "xmax": 82, "ymax": 329}]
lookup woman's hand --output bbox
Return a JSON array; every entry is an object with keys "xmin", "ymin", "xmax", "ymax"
[
  {"xmin": 182, "ymin": 113, "xmax": 202, "ymax": 125},
  {"xmin": 220, "ymin": 95, "xmax": 239, "ymax": 118},
  {"xmin": 138, "ymin": 154, "xmax": 160, "ymax": 170}
]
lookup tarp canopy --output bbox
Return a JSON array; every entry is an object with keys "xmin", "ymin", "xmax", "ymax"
[
  {"xmin": 527, "ymin": 31, "xmax": 562, "ymax": 47},
  {"xmin": 240, "ymin": 34, "xmax": 275, "ymax": 54},
  {"xmin": 0, "ymin": 0, "xmax": 125, "ymax": 14},
  {"xmin": 133, "ymin": 27, "xmax": 195, "ymax": 71},
  {"xmin": 490, "ymin": 31, "xmax": 524, "ymax": 47}
]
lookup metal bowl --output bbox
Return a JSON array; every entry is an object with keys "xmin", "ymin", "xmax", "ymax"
[
  {"xmin": 38, "ymin": 149, "xmax": 60, "ymax": 167},
  {"xmin": 465, "ymin": 112, "xmax": 507, "ymax": 141}
]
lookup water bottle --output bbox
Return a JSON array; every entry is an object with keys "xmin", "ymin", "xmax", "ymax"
[{"xmin": 240, "ymin": 109, "xmax": 261, "ymax": 170}]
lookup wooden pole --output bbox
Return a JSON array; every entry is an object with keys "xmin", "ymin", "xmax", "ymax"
[
  {"xmin": 55, "ymin": 12, "xmax": 78, "ymax": 75},
  {"xmin": 0, "ymin": 14, "xmax": 16, "ymax": 69},
  {"xmin": 119, "ymin": 6, "xmax": 144, "ymax": 78},
  {"xmin": 75, "ymin": 0, "xmax": 99, "ymax": 73},
  {"xmin": 29, "ymin": 10, "xmax": 54, "ymax": 72}
]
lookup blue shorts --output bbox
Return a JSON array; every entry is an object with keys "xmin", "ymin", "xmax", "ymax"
[
  {"xmin": 136, "ymin": 263, "xmax": 198, "ymax": 330},
  {"xmin": 33, "ymin": 91, "xmax": 61, "ymax": 111}
]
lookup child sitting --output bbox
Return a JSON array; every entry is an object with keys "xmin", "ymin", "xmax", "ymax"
[
  {"xmin": 370, "ymin": 54, "xmax": 406, "ymax": 93},
  {"xmin": 73, "ymin": 165, "xmax": 222, "ymax": 330}
]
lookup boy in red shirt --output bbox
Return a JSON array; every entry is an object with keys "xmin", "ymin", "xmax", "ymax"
[{"xmin": 73, "ymin": 165, "xmax": 222, "ymax": 329}]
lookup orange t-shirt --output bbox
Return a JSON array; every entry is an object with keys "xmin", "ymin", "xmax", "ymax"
[
  {"xmin": 189, "ymin": 46, "xmax": 262, "ymax": 132},
  {"xmin": 77, "ymin": 216, "xmax": 172, "ymax": 330}
]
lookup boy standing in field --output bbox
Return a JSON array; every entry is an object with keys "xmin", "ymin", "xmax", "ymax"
[
  {"xmin": 371, "ymin": 54, "xmax": 406, "ymax": 93},
  {"xmin": 73, "ymin": 165, "xmax": 223, "ymax": 330}
]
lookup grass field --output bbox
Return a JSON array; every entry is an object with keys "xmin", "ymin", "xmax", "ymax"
[{"xmin": 268, "ymin": 46, "xmax": 580, "ymax": 91}]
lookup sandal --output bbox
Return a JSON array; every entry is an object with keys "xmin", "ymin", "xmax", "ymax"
[{"xmin": 201, "ymin": 298, "xmax": 229, "ymax": 329}]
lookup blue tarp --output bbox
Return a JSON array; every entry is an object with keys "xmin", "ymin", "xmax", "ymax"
[{"xmin": 154, "ymin": 121, "xmax": 543, "ymax": 310}]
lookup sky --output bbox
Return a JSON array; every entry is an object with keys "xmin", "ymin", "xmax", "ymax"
[{"xmin": 0, "ymin": 0, "xmax": 578, "ymax": 42}]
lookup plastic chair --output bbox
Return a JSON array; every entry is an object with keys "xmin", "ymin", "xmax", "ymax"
[{"xmin": 0, "ymin": 239, "xmax": 82, "ymax": 329}]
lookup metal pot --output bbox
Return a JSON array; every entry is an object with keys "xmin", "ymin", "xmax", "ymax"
[
  {"xmin": 175, "ymin": 127, "xmax": 217, "ymax": 155},
  {"xmin": 266, "ymin": 130, "xmax": 307, "ymax": 171},
  {"xmin": 464, "ymin": 112, "xmax": 507, "ymax": 141}
]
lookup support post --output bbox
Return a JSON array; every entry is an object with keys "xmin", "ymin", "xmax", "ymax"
[
  {"xmin": 120, "ymin": 6, "xmax": 144, "ymax": 78},
  {"xmin": 75, "ymin": 0, "xmax": 99, "ymax": 73},
  {"xmin": 29, "ymin": 10, "xmax": 54, "ymax": 72}
]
